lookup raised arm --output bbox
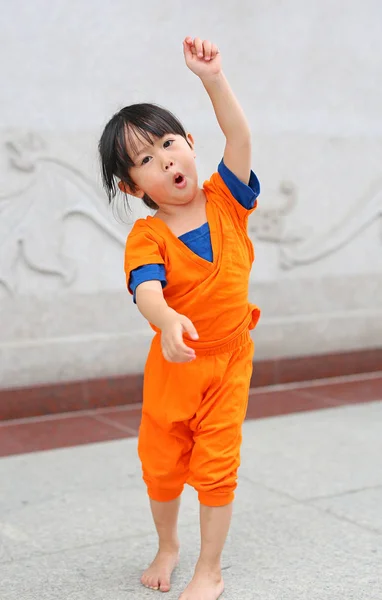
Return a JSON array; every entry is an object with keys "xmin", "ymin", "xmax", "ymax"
[{"xmin": 183, "ymin": 37, "xmax": 251, "ymax": 184}]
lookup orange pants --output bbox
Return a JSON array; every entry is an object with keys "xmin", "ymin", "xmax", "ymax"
[{"xmin": 138, "ymin": 330, "xmax": 254, "ymax": 507}]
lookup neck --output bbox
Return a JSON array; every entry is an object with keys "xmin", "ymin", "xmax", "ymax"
[{"xmin": 155, "ymin": 187, "xmax": 205, "ymax": 220}]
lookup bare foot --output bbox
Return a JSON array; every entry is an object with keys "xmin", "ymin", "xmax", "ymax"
[
  {"xmin": 179, "ymin": 565, "xmax": 224, "ymax": 599},
  {"xmin": 141, "ymin": 547, "xmax": 180, "ymax": 592}
]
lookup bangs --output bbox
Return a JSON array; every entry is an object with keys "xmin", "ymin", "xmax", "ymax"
[
  {"xmin": 123, "ymin": 125, "xmax": 156, "ymax": 159},
  {"xmin": 120, "ymin": 104, "xmax": 188, "ymax": 158}
]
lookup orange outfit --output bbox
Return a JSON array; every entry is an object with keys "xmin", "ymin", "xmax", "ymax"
[{"xmin": 124, "ymin": 172, "xmax": 260, "ymax": 506}]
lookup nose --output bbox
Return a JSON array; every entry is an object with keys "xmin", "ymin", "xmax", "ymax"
[{"xmin": 165, "ymin": 160, "xmax": 174, "ymax": 170}]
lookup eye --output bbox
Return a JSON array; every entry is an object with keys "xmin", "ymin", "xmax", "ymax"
[
  {"xmin": 163, "ymin": 139, "xmax": 174, "ymax": 149},
  {"xmin": 141, "ymin": 156, "xmax": 151, "ymax": 165}
]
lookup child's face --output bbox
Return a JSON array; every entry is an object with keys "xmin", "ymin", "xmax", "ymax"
[{"xmin": 123, "ymin": 130, "xmax": 198, "ymax": 207}]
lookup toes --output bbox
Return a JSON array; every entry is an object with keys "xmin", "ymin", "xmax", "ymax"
[
  {"xmin": 146, "ymin": 583, "xmax": 159, "ymax": 590},
  {"xmin": 141, "ymin": 574, "xmax": 159, "ymax": 590},
  {"xmin": 148, "ymin": 579, "xmax": 159, "ymax": 590},
  {"xmin": 159, "ymin": 578, "xmax": 171, "ymax": 592}
]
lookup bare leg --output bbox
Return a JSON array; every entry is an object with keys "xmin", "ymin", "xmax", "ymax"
[
  {"xmin": 141, "ymin": 497, "xmax": 181, "ymax": 592},
  {"xmin": 179, "ymin": 502, "xmax": 232, "ymax": 599}
]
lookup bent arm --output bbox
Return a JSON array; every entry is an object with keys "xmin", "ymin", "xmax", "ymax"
[{"xmin": 135, "ymin": 280, "xmax": 176, "ymax": 329}]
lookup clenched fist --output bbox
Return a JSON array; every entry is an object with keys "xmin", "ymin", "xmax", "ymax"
[{"xmin": 183, "ymin": 37, "xmax": 221, "ymax": 79}]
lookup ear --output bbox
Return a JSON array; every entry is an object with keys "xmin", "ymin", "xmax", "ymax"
[
  {"xmin": 187, "ymin": 133, "xmax": 196, "ymax": 157},
  {"xmin": 118, "ymin": 180, "xmax": 144, "ymax": 198}
]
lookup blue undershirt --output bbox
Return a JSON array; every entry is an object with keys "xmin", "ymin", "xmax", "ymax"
[{"xmin": 129, "ymin": 159, "xmax": 260, "ymax": 302}]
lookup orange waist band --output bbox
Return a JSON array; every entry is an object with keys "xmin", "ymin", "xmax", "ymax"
[{"xmin": 155, "ymin": 305, "xmax": 260, "ymax": 357}]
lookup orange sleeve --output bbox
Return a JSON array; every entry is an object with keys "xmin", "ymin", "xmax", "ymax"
[
  {"xmin": 124, "ymin": 220, "xmax": 165, "ymax": 293},
  {"xmin": 203, "ymin": 170, "xmax": 259, "ymax": 224}
]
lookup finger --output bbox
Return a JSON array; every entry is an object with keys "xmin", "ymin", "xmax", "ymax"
[
  {"xmin": 162, "ymin": 346, "xmax": 171, "ymax": 362},
  {"xmin": 164, "ymin": 345, "xmax": 194, "ymax": 363},
  {"xmin": 174, "ymin": 340, "xmax": 196, "ymax": 359},
  {"xmin": 203, "ymin": 40, "xmax": 212, "ymax": 61},
  {"xmin": 162, "ymin": 337, "xmax": 180, "ymax": 362},
  {"xmin": 183, "ymin": 39, "xmax": 193, "ymax": 61},
  {"xmin": 171, "ymin": 326, "xmax": 195, "ymax": 355},
  {"xmin": 181, "ymin": 318, "xmax": 199, "ymax": 341},
  {"xmin": 173, "ymin": 354, "xmax": 195, "ymax": 364},
  {"xmin": 194, "ymin": 37, "xmax": 204, "ymax": 58},
  {"xmin": 211, "ymin": 43, "xmax": 219, "ymax": 59},
  {"xmin": 167, "ymin": 344, "xmax": 195, "ymax": 363},
  {"xmin": 176, "ymin": 348, "xmax": 196, "ymax": 362}
]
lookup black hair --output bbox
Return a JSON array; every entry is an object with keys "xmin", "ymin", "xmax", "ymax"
[{"xmin": 98, "ymin": 103, "xmax": 188, "ymax": 210}]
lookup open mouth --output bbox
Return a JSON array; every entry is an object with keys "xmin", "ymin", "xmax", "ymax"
[{"xmin": 174, "ymin": 173, "xmax": 186, "ymax": 187}]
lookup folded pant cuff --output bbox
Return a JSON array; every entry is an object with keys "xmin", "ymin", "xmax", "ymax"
[
  {"xmin": 147, "ymin": 485, "xmax": 184, "ymax": 503},
  {"xmin": 198, "ymin": 490, "xmax": 235, "ymax": 507}
]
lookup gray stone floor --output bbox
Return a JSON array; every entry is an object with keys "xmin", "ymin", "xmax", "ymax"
[{"xmin": 1, "ymin": 402, "xmax": 382, "ymax": 599}]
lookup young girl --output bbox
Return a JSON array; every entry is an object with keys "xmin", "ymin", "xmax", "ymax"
[{"xmin": 99, "ymin": 37, "xmax": 260, "ymax": 600}]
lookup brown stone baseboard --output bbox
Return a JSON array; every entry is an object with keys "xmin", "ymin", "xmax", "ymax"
[{"xmin": 1, "ymin": 347, "xmax": 381, "ymax": 421}]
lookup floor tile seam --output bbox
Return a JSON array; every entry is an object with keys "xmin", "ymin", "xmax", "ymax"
[
  {"xmin": 249, "ymin": 371, "xmax": 382, "ymax": 395},
  {"xmin": 228, "ymin": 503, "xmax": 300, "ymax": 524},
  {"xmin": 290, "ymin": 389, "xmax": 344, "ymax": 405},
  {"xmin": 0, "ymin": 529, "xmax": 158, "ymax": 567},
  {"xmin": 0, "ymin": 484, "xmax": 148, "ymax": 516},
  {"xmin": 299, "ymin": 483, "xmax": 382, "ymax": 503},
  {"xmin": 234, "ymin": 495, "xmax": 382, "ymax": 538},
  {"xmin": 233, "ymin": 500, "xmax": 294, "ymax": 517},
  {"xmin": 243, "ymin": 403, "xmax": 336, "ymax": 424},
  {"xmin": 0, "ymin": 517, "xmax": 209, "ymax": 569},
  {"xmin": 252, "ymin": 385, "xmax": 382, "ymax": 407},
  {"xmin": 297, "ymin": 500, "xmax": 382, "ymax": 537},
  {"xmin": 0, "ymin": 439, "xmax": 138, "ymax": 460},
  {"xmin": 0, "ymin": 404, "xmax": 143, "ymax": 428},
  {"xmin": 295, "ymin": 388, "xmax": 382, "ymax": 406},
  {"xmin": 92, "ymin": 414, "xmax": 139, "ymax": 435},
  {"xmin": 238, "ymin": 474, "xmax": 301, "ymax": 504},
  {"xmin": 246, "ymin": 399, "xmax": 382, "ymax": 427}
]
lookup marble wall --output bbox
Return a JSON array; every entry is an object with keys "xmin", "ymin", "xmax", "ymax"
[{"xmin": 1, "ymin": 0, "xmax": 381, "ymax": 387}]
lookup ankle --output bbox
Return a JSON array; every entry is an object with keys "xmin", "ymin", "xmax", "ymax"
[
  {"xmin": 158, "ymin": 540, "xmax": 180, "ymax": 554},
  {"xmin": 195, "ymin": 557, "xmax": 222, "ymax": 576}
]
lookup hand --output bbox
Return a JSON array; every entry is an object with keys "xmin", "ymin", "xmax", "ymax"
[
  {"xmin": 183, "ymin": 37, "xmax": 222, "ymax": 80},
  {"xmin": 160, "ymin": 311, "xmax": 199, "ymax": 363}
]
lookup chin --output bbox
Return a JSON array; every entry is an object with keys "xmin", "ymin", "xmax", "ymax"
[{"xmin": 182, "ymin": 189, "xmax": 199, "ymax": 204}]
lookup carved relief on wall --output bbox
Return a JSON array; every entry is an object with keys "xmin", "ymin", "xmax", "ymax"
[
  {"xmin": 277, "ymin": 183, "xmax": 382, "ymax": 269},
  {"xmin": 250, "ymin": 179, "xmax": 382, "ymax": 270},
  {"xmin": 1, "ymin": 132, "xmax": 381, "ymax": 295},
  {"xmin": 249, "ymin": 180, "xmax": 305, "ymax": 245},
  {"xmin": 0, "ymin": 132, "xmax": 125, "ymax": 294}
]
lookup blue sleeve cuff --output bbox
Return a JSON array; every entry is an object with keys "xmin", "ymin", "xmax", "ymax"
[
  {"xmin": 129, "ymin": 264, "xmax": 167, "ymax": 303},
  {"xmin": 218, "ymin": 159, "xmax": 260, "ymax": 210}
]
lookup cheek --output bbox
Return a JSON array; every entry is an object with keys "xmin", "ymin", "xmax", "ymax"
[
  {"xmin": 133, "ymin": 168, "xmax": 158, "ymax": 190},
  {"xmin": 141, "ymin": 170, "xmax": 168, "ymax": 196},
  {"xmin": 182, "ymin": 151, "xmax": 196, "ymax": 169}
]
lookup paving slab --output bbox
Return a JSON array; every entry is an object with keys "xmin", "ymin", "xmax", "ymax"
[
  {"xmin": 1, "ymin": 502, "xmax": 381, "ymax": 600},
  {"xmin": 240, "ymin": 401, "xmax": 382, "ymax": 500},
  {"xmin": 0, "ymin": 437, "xmax": 293, "ymax": 565},
  {"xmin": 0, "ymin": 403, "xmax": 382, "ymax": 599},
  {"xmin": 311, "ymin": 486, "xmax": 382, "ymax": 535},
  {"xmin": 0, "ymin": 478, "xmax": 292, "ymax": 564}
]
